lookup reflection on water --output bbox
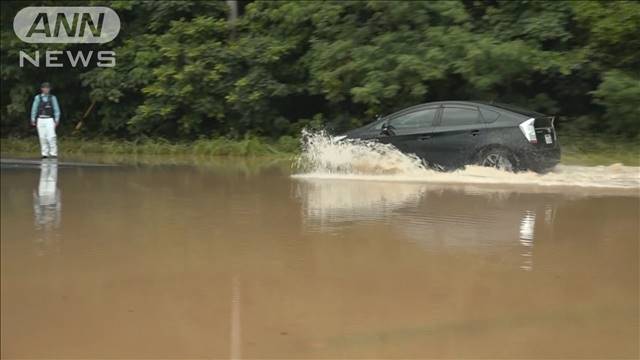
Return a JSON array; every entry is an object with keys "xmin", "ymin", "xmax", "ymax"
[
  {"xmin": 296, "ymin": 179, "xmax": 576, "ymax": 272},
  {"xmin": 33, "ymin": 160, "xmax": 61, "ymax": 227},
  {"xmin": 1, "ymin": 159, "xmax": 638, "ymax": 359},
  {"xmin": 519, "ymin": 210, "xmax": 536, "ymax": 271},
  {"xmin": 32, "ymin": 160, "xmax": 61, "ymax": 255},
  {"xmin": 295, "ymin": 179, "xmax": 427, "ymax": 231},
  {"xmin": 230, "ymin": 275, "xmax": 242, "ymax": 360}
]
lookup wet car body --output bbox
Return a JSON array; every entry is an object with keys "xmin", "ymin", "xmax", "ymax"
[{"xmin": 343, "ymin": 101, "xmax": 561, "ymax": 173}]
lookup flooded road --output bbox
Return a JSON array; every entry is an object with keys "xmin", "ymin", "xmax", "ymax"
[{"xmin": 1, "ymin": 156, "xmax": 639, "ymax": 358}]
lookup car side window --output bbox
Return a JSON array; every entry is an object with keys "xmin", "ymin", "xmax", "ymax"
[
  {"xmin": 389, "ymin": 108, "xmax": 437, "ymax": 129},
  {"xmin": 480, "ymin": 108, "xmax": 500, "ymax": 123},
  {"xmin": 440, "ymin": 107, "xmax": 480, "ymax": 126}
]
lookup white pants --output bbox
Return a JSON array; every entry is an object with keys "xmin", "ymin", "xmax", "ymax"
[{"xmin": 37, "ymin": 117, "xmax": 57, "ymax": 157}]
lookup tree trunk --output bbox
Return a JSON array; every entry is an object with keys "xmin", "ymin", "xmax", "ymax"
[{"xmin": 226, "ymin": 0, "xmax": 238, "ymax": 23}]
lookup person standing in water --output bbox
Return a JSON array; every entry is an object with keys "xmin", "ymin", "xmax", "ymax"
[{"xmin": 30, "ymin": 82, "xmax": 61, "ymax": 159}]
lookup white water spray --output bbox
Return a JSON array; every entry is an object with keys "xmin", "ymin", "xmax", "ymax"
[
  {"xmin": 295, "ymin": 129, "xmax": 427, "ymax": 175},
  {"xmin": 293, "ymin": 130, "xmax": 640, "ymax": 192}
]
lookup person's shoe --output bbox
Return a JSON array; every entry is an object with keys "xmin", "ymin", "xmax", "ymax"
[
  {"xmin": 41, "ymin": 156, "xmax": 48, "ymax": 159},
  {"xmin": 49, "ymin": 156, "xmax": 58, "ymax": 159}
]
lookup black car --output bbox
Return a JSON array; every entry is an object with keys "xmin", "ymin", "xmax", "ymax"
[{"xmin": 343, "ymin": 101, "xmax": 560, "ymax": 173}]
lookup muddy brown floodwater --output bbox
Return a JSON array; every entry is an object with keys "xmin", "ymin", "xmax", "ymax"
[{"xmin": 1, "ymin": 157, "xmax": 638, "ymax": 359}]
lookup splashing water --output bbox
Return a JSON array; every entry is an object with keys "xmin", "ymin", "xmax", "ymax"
[
  {"xmin": 295, "ymin": 129, "xmax": 427, "ymax": 175},
  {"xmin": 293, "ymin": 130, "xmax": 640, "ymax": 193}
]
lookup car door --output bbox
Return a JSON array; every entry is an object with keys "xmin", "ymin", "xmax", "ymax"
[
  {"xmin": 426, "ymin": 105, "xmax": 486, "ymax": 169},
  {"xmin": 378, "ymin": 107, "xmax": 439, "ymax": 162}
]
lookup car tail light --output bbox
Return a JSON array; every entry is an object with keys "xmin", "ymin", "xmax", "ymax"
[{"xmin": 519, "ymin": 118, "xmax": 537, "ymax": 144}]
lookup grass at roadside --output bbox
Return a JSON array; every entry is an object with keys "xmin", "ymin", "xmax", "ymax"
[
  {"xmin": 559, "ymin": 135, "xmax": 639, "ymax": 166},
  {"xmin": 0, "ymin": 136, "xmax": 299, "ymax": 157},
  {"xmin": 1, "ymin": 134, "xmax": 638, "ymax": 166}
]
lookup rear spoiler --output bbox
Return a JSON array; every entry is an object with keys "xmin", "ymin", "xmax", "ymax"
[
  {"xmin": 534, "ymin": 116, "xmax": 555, "ymax": 130},
  {"xmin": 520, "ymin": 116, "xmax": 556, "ymax": 143},
  {"xmin": 536, "ymin": 116, "xmax": 556, "ymax": 140}
]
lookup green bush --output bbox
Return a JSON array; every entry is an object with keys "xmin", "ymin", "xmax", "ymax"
[{"xmin": 1, "ymin": 1, "xmax": 639, "ymax": 139}]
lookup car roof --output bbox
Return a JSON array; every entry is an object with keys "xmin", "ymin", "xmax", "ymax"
[
  {"xmin": 389, "ymin": 101, "xmax": 546, "ymax": 118},
  {"xmin": 472, "ymin": 101, "xmax": 547, "ymax": 117}
]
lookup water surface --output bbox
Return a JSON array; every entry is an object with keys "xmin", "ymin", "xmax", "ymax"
[{"xmin": 1, "ymin": 156, "xmax": 638, "ymax": 358}]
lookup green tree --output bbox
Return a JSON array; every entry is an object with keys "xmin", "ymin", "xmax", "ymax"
[{"xmin": 2, "ymin": 0, "xmax": 639, "ymax": 139}]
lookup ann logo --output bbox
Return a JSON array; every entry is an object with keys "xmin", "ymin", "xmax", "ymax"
[
  {"xmin": 14, "ymin": 7, "xmax": 120, "ymax": 44},
  {"xmin": 26, "ymin": 12, "xmax": 105, "ymax": 38}
]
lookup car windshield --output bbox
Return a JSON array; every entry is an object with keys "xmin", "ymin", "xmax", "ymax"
[{"xmin": 366, "ymin": 118, "xmax": 386, "ymax": 130}]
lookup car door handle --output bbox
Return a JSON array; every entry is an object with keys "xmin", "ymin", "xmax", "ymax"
[
  {"xmin": 418, "ymin": 135, "xmax": 432, "ymax": 141},
  {"xmin": 470, "ymin": 130, "xmax": 480, "ymax": 136}
]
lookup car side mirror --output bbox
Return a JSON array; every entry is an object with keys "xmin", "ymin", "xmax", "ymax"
[{"xmin": 380, "ymin": 122, "xmax": 394, "ymax": 136}]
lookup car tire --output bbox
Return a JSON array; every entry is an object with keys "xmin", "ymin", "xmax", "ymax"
[{"xmin": 479, "ymin": 148, "xmax": 517, "ymax": 172}]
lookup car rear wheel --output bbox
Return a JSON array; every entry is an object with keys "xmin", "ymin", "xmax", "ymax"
[{"xmin": 480, "ymin": 149, "xmax": 516, "ymax": 172}]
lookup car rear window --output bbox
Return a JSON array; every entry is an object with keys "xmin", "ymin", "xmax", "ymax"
[
  {"xmin": 487, "ymin": 102, "xmax": 545, "ymax": 118},
  {"xmin": 390, "ymin": 108, "xmax": 437, "ymax": 128},
  {"xmin": 441, "ymin": 107, "xmax": 480, "ymax": 126}
]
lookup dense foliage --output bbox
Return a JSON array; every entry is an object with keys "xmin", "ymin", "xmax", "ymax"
[{"xmin": 1, "ymin": 0, "xmax": 639, "ymax": 140}]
